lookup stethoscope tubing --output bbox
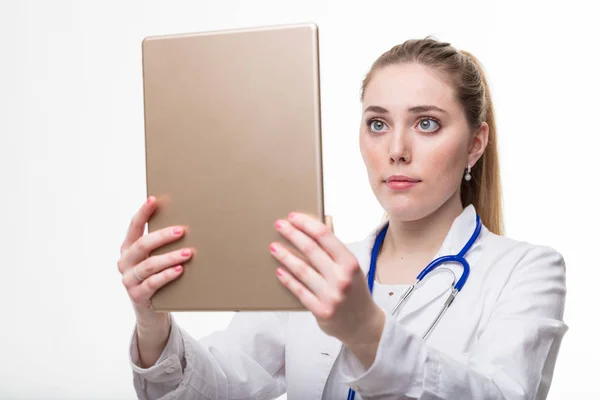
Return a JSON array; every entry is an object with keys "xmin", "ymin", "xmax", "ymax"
[{"xmin": 347, "ymin": 214, "xmax": 482, "ymax": 400}]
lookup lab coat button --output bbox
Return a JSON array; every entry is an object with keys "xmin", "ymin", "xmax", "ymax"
[
  {"xmin": 164, "ymin": 359, "xmax": 173, "ymax": 367},
  {"xmin": 165, "ymin": 366, "xmax": 176, "ymax": 373}
]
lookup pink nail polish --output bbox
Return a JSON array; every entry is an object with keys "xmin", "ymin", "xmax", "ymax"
[
  {"xmin": 276, "ymin": 268, "xmax": 284, "ymax": 277},
  {"xmin": 275, "ymin": 220, "xmax": 283, "ymax": 230},
  {"xmin": 181, "ymin": 248, "xmax": 192, "ymax": 257},
  {"xmin": 173, "ymin": 227, "xmax": 183, "ymax": 235},
  {"xmin": 288, "ymin": 212, "xmax": 297, "ymax": 220},
  {"xmin": 147, "ymin": 196, "xmax": 154, "ymax": 204},
  {"xmin": 174, "ymin": 265, "xmax": 183, "ymax": 272},
  {"xmin": 270, "ymin": 243, "xmax": 278, "ymax": 253}
]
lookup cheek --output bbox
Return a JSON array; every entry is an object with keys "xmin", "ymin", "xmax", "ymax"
[
  {"xmin": 360, "ymin": 134, "xmax": 384, "ymax": 177},
  {"xmin": 425, "ymin": 139, "xmax": 465, "ymax": 186}
]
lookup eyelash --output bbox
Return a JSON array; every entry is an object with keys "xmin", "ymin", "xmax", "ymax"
[{"xmin": 365, "ymin": 116, "xmax": 442, "ymax": 134}]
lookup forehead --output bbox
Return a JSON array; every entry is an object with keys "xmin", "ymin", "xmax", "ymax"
[{"xmin": 363, "ymin": 63, "xmax": 460, "ymax": 113}]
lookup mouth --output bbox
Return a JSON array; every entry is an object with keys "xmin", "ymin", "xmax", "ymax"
[
  {"xmin": 384, "ymin": 175, "xmax": 421, "ymax": 190},
  {"xmin": 384, "ymin": 175, "xmax": 421, "ymax": 183}
]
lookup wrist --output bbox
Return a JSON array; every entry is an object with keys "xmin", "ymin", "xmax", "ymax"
[
  {"xmin": 135, "ymin": 310, "xmax": 171, "ymax": 333},
  {"xmin": 135, "ymin": 313, "xmax": 172, "ymax": 369},
  {"xmin": 346, "ymin": 306, "xmax": 386, "ymax": 347},
  {"xmin": 343, "ymin": 307, "xmax": 386, "ymax": 369}
]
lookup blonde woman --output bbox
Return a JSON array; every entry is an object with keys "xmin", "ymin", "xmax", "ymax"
[{"xmin": 119, "ymin": 38, "xmax": 567, "ymax": 399}]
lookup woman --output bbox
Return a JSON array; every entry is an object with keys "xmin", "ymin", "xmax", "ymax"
[{"xmin": 119, "ymin": 38, "xmax": 567, "ymax": 399}]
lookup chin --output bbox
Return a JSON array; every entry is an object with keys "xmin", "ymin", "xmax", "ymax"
[
  {"xmin": 385, "ymin": 209, "xmax": 427, "ymax": 222},
  {"xmin": 374, "ymin": 180, "xmax": 452, "ymax": 222},
  {"xmin": 380, "ymin": 199, "xmax": 431, "ymax": 222},
  {"xmin": 382, "ymin": 191, "xmax": 462, "ymax": 223}
]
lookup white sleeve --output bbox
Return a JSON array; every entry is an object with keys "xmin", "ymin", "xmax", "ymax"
[
  {"xmin": 129, "ymin": 311, "xmax": 288, "ymax": 400},
  {"xmin": 337, "ymin": 246, "xmax": 568, "ymax": 400}
]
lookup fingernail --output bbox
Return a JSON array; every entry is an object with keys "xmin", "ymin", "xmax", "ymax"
[
  {"xmin": 174, "ymin": 265, "xmax": 183, "ymax": 272},
  {"xmin": 276, "ymin": 268, "xmax": 284, "ymax": 277},
  {"xmin": 269, "ymin": 243, "xmax": 278, "ymax": 253},
  {"xmin": 275, "ymin": 220, "xmax": 284, "ymax": 230},
  {"xmin": 181, "ymin": 248, "xmax": 192, "ymax": 257},
  {"xmin": 173, "ymin": 227, "xmax": 183, "ymax": 235},
  {"xmin": 147, "ymin": 196, "xmax": 154, "ymax": 204},
  {"xmin": 288, "ymin": 212, "xmax": 297, "ymax": 220}
]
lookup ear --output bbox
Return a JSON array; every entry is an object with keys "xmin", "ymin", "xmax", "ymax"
[{"xmin": 468, "ymin": 122, "xmax": 489, "ymax": 167}]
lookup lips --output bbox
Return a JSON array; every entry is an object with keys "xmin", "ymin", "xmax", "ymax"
[
  {"xmin": 384, "ymin": 175, "xmax": 421, "ymax": 191},
  {"xmin": 385, "ymin": 175, "xmax": 420, "ymax": 183}
]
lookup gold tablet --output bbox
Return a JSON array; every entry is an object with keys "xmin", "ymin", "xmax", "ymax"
[{"xmin": 142, "ymin": 23, "xmax": 324, "ymax": 311}]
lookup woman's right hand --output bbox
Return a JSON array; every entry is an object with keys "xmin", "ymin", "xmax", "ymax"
[
  {"xmin": 118, "ymin": 196, "xmax": 193, "ymax": 367},
  {"xmin": 118, "ymin": 195, "xmax": 193, "ymax": 320}
]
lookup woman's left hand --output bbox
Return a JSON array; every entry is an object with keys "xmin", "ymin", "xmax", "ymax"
[{"xmin": 269, "ymin": 212, "xmax": 386, "ymax": 349}]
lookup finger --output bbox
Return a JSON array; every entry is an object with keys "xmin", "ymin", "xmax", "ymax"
[
  {"xmin": 274, "ymin": 219, "xmax": 339, "ymax": 283},
  {"xmin": 286, "ymin": 212, "xmax": 355, "ymax": 268},
  {"xmin": 269, "ymin": 242, "xmax": 331, "ymax": 300},
  {"xmin": 122, "ymin": 247, "xmax": 194, "ymax": 288},
  {"xmin": 121, "ymin": 196, "xmax": 157, "ymax": 254},
  {"xmin": 121, "ymin": 225, "xmax": 186, "ymax": 268},
  {"xmin": 128, "ymin": 265, "xmax": 184, "ymax": 304},
  {"xmin": 275, "ymin": 267, "xmax": 325, "ymax": 316}
]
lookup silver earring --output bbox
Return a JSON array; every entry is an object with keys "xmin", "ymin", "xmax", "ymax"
[{"xmin": 465, "ymin": 164, "xmax": 472, "ymax": 181}]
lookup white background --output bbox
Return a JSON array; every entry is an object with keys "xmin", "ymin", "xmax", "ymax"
[{"xmin": 1, "ymin": 0, "xmax": 598, "ymax": 398}]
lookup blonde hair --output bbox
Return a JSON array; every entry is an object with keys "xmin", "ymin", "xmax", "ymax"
[{"xmin": 362, "ymin": 37, "xmax": 504, "ymax": 236}]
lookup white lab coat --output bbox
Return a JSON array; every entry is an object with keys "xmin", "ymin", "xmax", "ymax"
[{"xmin": 129, "ymin": 205, "xmax": 568, "ymax": 399}]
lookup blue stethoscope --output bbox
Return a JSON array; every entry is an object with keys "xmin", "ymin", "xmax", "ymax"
[{"xmin": 347, "ymin": 214, "xmax": 482, "ymax": 400}]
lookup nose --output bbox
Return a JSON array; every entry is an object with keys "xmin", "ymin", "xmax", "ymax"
[{"xmin": 388, "ymin": 128, "xmax": 411, "ymax": 165}]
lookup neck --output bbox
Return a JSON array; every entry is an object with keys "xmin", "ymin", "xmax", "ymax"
[{"xmin": 382, "ymin": 194, "xmax": 464, "ymax": 260}]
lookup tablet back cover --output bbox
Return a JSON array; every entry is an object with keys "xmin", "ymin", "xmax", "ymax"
[{"xmin": 142, "ymin": 23, "xmax": 324, "ymax": 311}]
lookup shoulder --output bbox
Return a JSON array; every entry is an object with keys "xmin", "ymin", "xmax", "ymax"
[
  {"xmin": 478, "ymin": 230, "xmax": 567, "ymax": 316},
  {"xmin": 481, "ymin": 229, "xmax": 566, "ymax": 274}
]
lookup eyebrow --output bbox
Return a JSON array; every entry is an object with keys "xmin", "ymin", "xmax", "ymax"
[
  {"xmin": 364, "ymin": 105, "xmax": 389, "ymax": 114},
  {"xmin": 364, "ymin": 105, "xmax": 448, "ymax": 114}
]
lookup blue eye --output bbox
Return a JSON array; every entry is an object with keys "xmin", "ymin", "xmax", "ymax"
[
  {"xmin": 368, "ymin": 119, "xmax": 388, "ymax": 133},
  {"xmin": 417, "ymin": 118, "xmax": 441, "ymax": 133}
]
